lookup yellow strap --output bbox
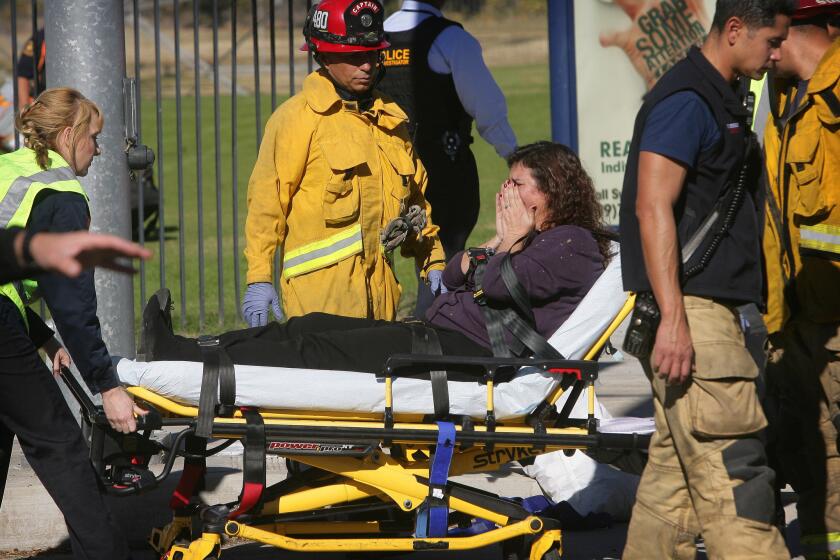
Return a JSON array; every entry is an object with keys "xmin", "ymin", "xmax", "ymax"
[{"xmin": 283, "ymin": 224, "xmax": 363, "ymax": 279}]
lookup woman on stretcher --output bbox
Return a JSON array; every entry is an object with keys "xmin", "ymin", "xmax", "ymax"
[{"xmin": 142, "ymin": 141, "xmax": 613, "ymax": 370}]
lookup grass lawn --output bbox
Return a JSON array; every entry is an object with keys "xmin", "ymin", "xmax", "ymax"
[{"xmin": 135, "ymin": 62, "xmax": 550, "ymax": 336}]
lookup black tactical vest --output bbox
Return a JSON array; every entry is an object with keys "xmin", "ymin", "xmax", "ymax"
[
  {"xmin": 619, "ymin": 47, "xmax": 764, "ymax": 305},
  {"xmin": 377, "ymin": 15, "xmax": 473, "ymax": 156}
]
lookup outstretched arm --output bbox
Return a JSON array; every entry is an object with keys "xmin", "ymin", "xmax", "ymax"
[{"xmin": 25, "ymin": 230, "xmax": 151, "ymax": 276}]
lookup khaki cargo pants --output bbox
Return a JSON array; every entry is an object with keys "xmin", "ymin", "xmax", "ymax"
[
  {"xmin": 768, "ymin": 320, "xmax": 840, "ymax": 559},
  {"xmin": 623, "ymin": 296, "xmax": 788, "ymax": 560}
]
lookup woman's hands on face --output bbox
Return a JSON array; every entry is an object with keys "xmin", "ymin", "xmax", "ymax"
[
  {"xmin": 496, "ymin": 179, "xmax": 536, "ymax": 252},
  {"xmin": 461, "ymin": 178, "xmax": 538, "ymax": 273}
]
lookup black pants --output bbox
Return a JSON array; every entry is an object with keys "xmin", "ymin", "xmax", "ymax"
[
  {"xmin": 414, "ymin": 145, "xmax": 480, "ymax": 318},
  {"xmin": 0, "ymin": 299, "xmax": 129, "ymax": 560},
  {"xmin": 152, "ymin": 312, "xmax": 491, "ymax": 374}
]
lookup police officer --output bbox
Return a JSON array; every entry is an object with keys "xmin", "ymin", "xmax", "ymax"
[
  {"xmin": 762, "ymin": 2, "xmax": 840, "ymax": 556},
  {"xmin": 619, "ymin": 1, "xmax": 795, "ymax": 558},
  {"xmin": 241, "ymin": 0, "xmax": 445, "ymax": 326},
  {"xmin": 0, "ymin": 88, "xmax": 144, "ymax": 560},
  {"xmin": 379, "ymin": 1, "xmax": 517, "ymax": 317}
]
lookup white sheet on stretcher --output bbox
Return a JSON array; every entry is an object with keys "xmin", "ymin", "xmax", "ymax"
[{"xmin": 116, "ymin": 246, "xmax": 651, "ymax": 429}]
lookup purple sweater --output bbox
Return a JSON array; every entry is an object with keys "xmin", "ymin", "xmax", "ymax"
[{"xmin": 426, "ymin": 225, "xmax": 605, "ymax": 351}]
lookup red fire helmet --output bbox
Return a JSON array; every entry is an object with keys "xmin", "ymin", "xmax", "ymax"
[
  {"xmin": 794, "ymin": 0, "xmax": 840, "ymax": 18},
  {"xmin": 302, "ymin": 0, "xmax": 390, "ymax": 53}
]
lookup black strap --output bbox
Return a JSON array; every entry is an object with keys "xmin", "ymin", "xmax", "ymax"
[
  {"xmin": 478, "ymin": 306, "xmax": 515, "ymax": 357},
  {"xmin": 474, "ymin": 250, "xmax": 562, "ymax": 359},
  {"xmin": 818, "ymin": 89, "xmax": 840, "ymax": 118},
  {"xmin": 218, "ymin": 350, "xmax": 236, "ymax": 414},
  {"xmin": 409, "ymin": 324, "xmax": 450, "ymax": 419},
  {"xmin": 195, "ymin": 336, "xmax": 237, "ymax": 438},
  {"xmin": 401, "ymin": 8, "xmax": 439, "ymax": 16},
  {"xmin": 228, "ymin": 409, "xmax": 266, "ymax": 520},
  {"xmin": 500, "ymin": 255, "xmax": 534, "ymax": 324},
  {"xmin": 242, "ymin": 409, "xmax": 266, "ymax": 492},
  {"xmin": 501, "ymin": 308, "xmax": 563, "ymax": 359},
  {"xmin": 472, "ymin": 252, "xmax": 515, "ymax": 357}
]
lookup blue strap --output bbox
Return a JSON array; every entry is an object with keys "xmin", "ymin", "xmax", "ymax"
[
  {"xmin": 416, "ymin": 421, "xmax": 456, "ymax": 538},
  {"xmin": 520, "ymin": 495, "xmax": 552, "ymax": 514}
]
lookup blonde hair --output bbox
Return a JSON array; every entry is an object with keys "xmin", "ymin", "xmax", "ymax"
[{"xmin": 15, "ymin": 87, "xmax": 103, "ymax": 171}]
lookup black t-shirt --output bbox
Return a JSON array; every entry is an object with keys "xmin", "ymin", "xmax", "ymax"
[{"xmin": 17, "ymin": 29, "xmax": 46, "ymax": 95}]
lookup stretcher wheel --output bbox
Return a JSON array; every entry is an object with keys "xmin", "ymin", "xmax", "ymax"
[{"xmin": 502, "ymin": 536, "xmax": 561, "ymax": 560}]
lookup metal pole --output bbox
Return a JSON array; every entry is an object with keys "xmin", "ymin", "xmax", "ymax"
[
  {"xmin": 269, "ymin": 0, "xmax": 277, "ymax": 111},
  {"xmin": 11, "ymin": 2, "xmax": 20, "ymax": 151},
  {"xmin": 306, "ymin": 0, "xmax": 313, "ymax": 73},
  {"xmin": 232, "ymin": 0, "xmax": 242, "ymax": 316},
  {"xmin": 45, "ymin": 0, "xmax": 136, "ymax": 358},
  {"xmin": 548, "ymin": 0, "xmax": 578, "ymax": 152},
  {"xmin": 212, "ymin": 0, "xmax": 225, "ymax": 324},
  {"xmin": 194, "ymin": 0, "xmax": 206, "ymax": 330},
  {"xmin": 288, "ymin": 0, "xmax": 295, "ymax": 95},
  {"xmin": 133, "ymin": 0, "xmax": 146, "ymax": 308},
  {"xmin": 173, "ymin": 0, "xmax": 187, "ymax": 330},
  {"xmin": 154, "ymin": 0, "xmax": 167, "ymax": 290},
  {"xmin": 31, "ymin": 0, "xmax": 40, "ymax": 97},
  {"xmin": 251, "ymin": 0, "xmax": 262, "ymax": 145}
]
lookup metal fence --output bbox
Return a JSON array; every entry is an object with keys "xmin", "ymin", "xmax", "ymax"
[
  {"xmin": 3, "ymin": 0, "xmax": 320, "ymax": 332},
  {"xmin": 1, "ymin": 0, "xmax": 516, "ymax": 333},
  {"xmin": 127, "ymin": 0, "xmax": 319, "ymax": 331}
]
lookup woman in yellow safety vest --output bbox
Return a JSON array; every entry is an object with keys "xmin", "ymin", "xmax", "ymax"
[{"xmin": 0, "ymin": 87, "xmax": 141, "ymax": 559}]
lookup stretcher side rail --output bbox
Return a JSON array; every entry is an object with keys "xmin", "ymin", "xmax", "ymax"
[
  {"xmin": 383, "ymin": 354, "xmax": 596, "ymax": 381},
  {"xmin": 96, "ymin": 414, "xmax": 643, "ymax": 449}
]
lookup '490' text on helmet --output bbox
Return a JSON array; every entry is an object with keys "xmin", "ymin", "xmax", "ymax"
[{"xmin": 302, "ymin": 0, "xmax": 390, "ymax": 53}]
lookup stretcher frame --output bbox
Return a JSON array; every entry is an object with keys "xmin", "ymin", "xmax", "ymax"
[{"xmin": 62, "ymin": 294, "xmax": 647, "ymax": 560}]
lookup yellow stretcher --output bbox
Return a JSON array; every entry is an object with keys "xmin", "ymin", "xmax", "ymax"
[{"xmin": 60, "ymin": 294, "xmax": 647, "ymax": 560}]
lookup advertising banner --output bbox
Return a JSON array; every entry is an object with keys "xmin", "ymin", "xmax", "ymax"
[{"xmin": 574, "ymin": 0, "xmax": 716, "ymax": 225}]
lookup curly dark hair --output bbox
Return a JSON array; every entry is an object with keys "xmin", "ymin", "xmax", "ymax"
[{"xmin": 507, "ymin": 141, "xmax": 612, "ymax": 263}]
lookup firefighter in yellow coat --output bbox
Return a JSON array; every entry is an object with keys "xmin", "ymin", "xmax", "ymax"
[
  {"xmin": 242, "ymin": 0, "xmax": 445, "ymax": 326},
  {"xmin": 762, "ymin": 2, "xmax": 840, "ymax": 557}
]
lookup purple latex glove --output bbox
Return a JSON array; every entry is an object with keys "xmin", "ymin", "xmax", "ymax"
[
  {"xmin": 428, "ymin": 269, "xmax": 448, "ymax": 296},
  {"xmin": 241, "ymin": 282, "xmax": 284, "ymax": 327}
]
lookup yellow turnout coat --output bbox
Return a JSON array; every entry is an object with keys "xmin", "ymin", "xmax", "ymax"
[
  {"xmin": 244, "ymin": 70, "xmax": 445, "ymax": 320},
  {"xmin": 763, "ymin": 40, "xmax": 840, "ymax": 333}
]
